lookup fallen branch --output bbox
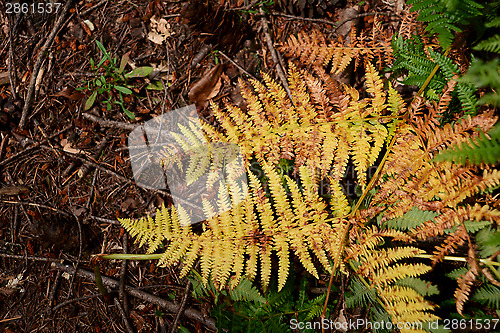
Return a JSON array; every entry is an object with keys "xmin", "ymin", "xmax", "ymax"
[
  {"xmin": 82, "ymin": 112, "xmax": 136, "ymax": 131},
  {"xmin": 259, "ymin": 7, "xmax": 293, "ymax": 101},
  {"xmin": 20, "ymin": 0, "xmax": 75, "ymax": 128},
  {"xmin": 52, "ymin": 262, "xmax": 217, "ymax": 331},
  {"xmin": 218, "ymin": 51, "xmax": 257, "ymax": 80},
  {"xmin": 270, "ymin": 11, "xmax": 337, "ymax": 26}
]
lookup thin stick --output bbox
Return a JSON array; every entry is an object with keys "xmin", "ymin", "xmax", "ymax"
[
  {"xmin": 80, "ymin": 0, "xmax": 108, "ymax": 16},
  {"xmin": 20, "ymin": 0, "xmax": 75, "ymax": 128},
  {"xmin": 0, "ymin": 253, "xmax": 70, "ymax": 263},
  {"xmin": 114, "ymin": 298, "xmax": 135, "ymax": 333},
  {"xmin": 218, "ymin": 51, "xmax": 257, "ymax": 80},
  {"xmin": 0, "ymin": 124, "xmax": 72, "ymax": 167},
  {"xmin": 334, "ymin": 12, "xmax": 401, "ymax": 34},
  {"xmin": 52, "ymin": 293, "xmax": 102, "ymax": 312},
  {"xmin": 39, "ymin": 144, "xmax": 202, "ymax": 211},
  {"xmin": 47, "ymin": 270, "xmax": 62, "ymax": 313},
  {"xmin": 52, "ymin": 262, "xmax": 217, "ymax": 331},
  {"xmin": 8, "ymin": 14, "xmax": 20, "ymax": 100},
  {"xmin": 82, "ymin": 113, "xmax": 136, "ymax": 131},
  {"xmin": 168, "ymin": 280, "xmax": 191, "ymax": 333},
  {"xmin": 259, "ymin": 7, "xmax": 293, "ymax": 101},
  {"xmin": 119, "ymin": 233, "xmax": 129, "ymax": 315},
  {"xmin": 270, "ymin": 11, "xmax": 336, "ymax": 26}
]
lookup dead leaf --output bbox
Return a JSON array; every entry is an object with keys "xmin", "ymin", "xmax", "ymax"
[
  {"xmin": 188, "ymin": 64, "xmax": 224, "ymax": 108},
  {"xmin": 0, "ymin": 71, "xmax": 10, "ymax": 85},
  {"xmin": 129, "ymin": 311, "xmax": 146, "ymax": 331},
  {"xmin": 207, "ymin": 78, "xmax": 222, "ymax": 100},
  {"xmin": 62, "ymin": 142, "xmax": 90, "ymax": 156},
  {"xmin": 54, "ymin": 86, "xmax": 85, "ymax": 101},
  {"xmin": 70, "ymin": 206, "xmax": 87, "ymax": 217},
  {"xmin": 121, "ymin": 197, "xmax": 140, "ymax": 212},
  {"xmin": 147, "ymin": 15, "xmax": 172, "ymax": 45},
  {"xmin": 81, "ymin": 20, "xmax": 94, "ymax": 36}
]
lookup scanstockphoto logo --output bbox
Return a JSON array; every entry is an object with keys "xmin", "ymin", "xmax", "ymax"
[{"xmin": 128, "ymin": 105, "xmax": 248, "ymax": 225}]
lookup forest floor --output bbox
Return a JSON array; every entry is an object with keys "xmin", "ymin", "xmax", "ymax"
[{"xmin": 0, "ymin": 0, "xmax": 408, "ymax": 332}]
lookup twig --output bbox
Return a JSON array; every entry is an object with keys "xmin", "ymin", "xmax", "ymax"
[
  {"xmin": 78, "ymin": 137, "xmax": 108, "ymax": 179},
  {"xmin": 47, "ymin": 270, "xmax": 62, "ymax": 313},
  {"xmin": 8, "ymin": 14, "xmax": 21, "ymax": 99},
  {"xmin": 84, "ymin": 169, "xmax": 99, "ymax": 211},
  {"xmin": 67, "ymin": 184, "xmax": 84, "ymax": 299},
  {"xmin": 0, "ymin": 253, "xmax": 69, "ymax": 263},
  {"xmin": 82, "ymin": 112, "xmax": 136, "ymax": 131},
  {"xmin": 190, "ymin": 44, "xmax": 213, "ymax": 69},
  {"xmin": 0, "ymin": 124, "xmax": 72, "ymax": 167},
  {"xmin": 52, "ymin": 293, "xmax": 102, "ymax": 312},
  {"xmin": 52, "ymin": 262, "xmax": 217, "ymax": 331},
  {"xmin": 114, "ymin": 297, "xmax": 135, "ymax": 333},
  {"xmin": 270, "ymin": 11, "xmax": 336, "ymax": 26},
  {"xmin": 333, "ymin": 11, "xmax": 401, "ymax": 34},
  {"xmin": 1, "ymin": 200, "xmax": 73, "ymax": 217},
  {"xmin": 20, "ymin": 0, "xmax": 75, "ymax": 128},
  {"xmin": 33, "ymin": 119, "xmax": 60, "ymax": 155},
  {"xmin": 90, "ymin": 215, "xmax": 122, "ymax": 225},
  {"xmin": 119, "ymin": 233, "xmax": 129, "ymax": 315},
  {"xmin": 0, "ymin": 134, "xmax": 9, "ymax": 168},
  {"xmin": 11, "ymin": 206, "xmax": 18, "ymax": 243},
  {"xmin": 168, "ymin": 280, "xmax": 191, "ymax": 333},
  {"xmin": 4, "ymin": 170, "xmax": 32, "ymax": 231},
  {"xmin": 39, "ymin": 144, "xmax": 202, "ymax": 211},
  {"xmin": 259, "ymin": 7, "xmax": 293, "ymax": 101},
  {"xmin": 0, "ymin": 316, "xmax": 22, "ymax": 324},
  {"xmin": 218, "ymin": 51, "xmax": 257, "ymax": 80},
  {"xmin": 80, "ymin": 0, "xmax": 108, "ymax": 16}
]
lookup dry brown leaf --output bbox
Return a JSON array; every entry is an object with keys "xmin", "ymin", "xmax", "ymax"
[
  {"xmin": 54, "ymin": 86, "xmax": 85, "ymax": 101},
  {"xmin": 188, "ymin": 64, "xmax": 224, "ymax": 108},
  {"xmin": 207, "ymin": 77, "xmax": 222, "ymax": 100}
]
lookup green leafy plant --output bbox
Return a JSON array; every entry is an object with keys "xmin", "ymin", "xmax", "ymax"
[
  {"xmin": 194, "ymin": 272, "xmax": 336, "ymax": 333},
  {"xmin": 77, "ymin": 40, "xmax": 154, "ymax": 119},
  {"xmin": 391, "ymin": 35, "xmax": 478, "ymax": 115},
  {"xmin": 407, "ymin": 0, "xmax": 483, "ymax": 49}
]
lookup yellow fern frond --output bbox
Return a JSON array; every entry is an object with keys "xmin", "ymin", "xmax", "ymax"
[{"xmin": 365, "ymin": 63, "xmax": 387, "ymax": 115}]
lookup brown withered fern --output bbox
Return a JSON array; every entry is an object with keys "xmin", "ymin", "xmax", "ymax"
[
  {"xmin": 365, "ymin": 79, "xmax": 500, "ymax": 315},
  {"xmin": 279, "ymin": 19, "xmax": 394, "ymax": 72}
]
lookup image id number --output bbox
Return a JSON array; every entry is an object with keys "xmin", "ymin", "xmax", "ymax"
[
  {"xmin": 5, "ymin": 2, "xmax": 62, "ymax": 14},
  {"xmin": 443, "ymin": 318, "xmax": 499, "ymax": 330}
]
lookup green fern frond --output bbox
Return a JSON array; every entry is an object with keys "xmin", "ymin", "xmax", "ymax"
[
  {"xmin": 383, "ymin": 207, "xmax": 439, "ymax": 231},
  {"xmin": 395, "ymin": 277, "xmax": 440, "ymax": 297},
  {"xmin": 434, "ymin": 123, "xmax": 500, "ymax": 164},
  {"xmin": 460, "ymin": 58, "xmax": 500, "ymax": 106},
  {"xmin": 472, "ymin": 285, "xmax": 500, "ymax": 309},
  {"xmin": 428, "ymin": 48, "xmax": 478, "ymax": 114},
  {"xmin": 462, "ymin": 220, "xmax": 493, "ymax": 233},
  {"xmin": 346, "ymin": 276, "xmax": 377, "ymax": 308},
  {"xmin": 392, "ymin": 36, "xmax": 447, "ymax": 101},
  {"xmin": 474, "ymin": 34, "xmax": 500, "ymax": 53},
  {"xmin": 476, "ymin": 226, "xmax": 500, "ymax": 258},
  {"xmin": 408, "ymin": 0, "xmax": 483, "ymax": 48},
  {"xmin": 229, "ymin": 278, "xmax": 267, "ymax": 303}
]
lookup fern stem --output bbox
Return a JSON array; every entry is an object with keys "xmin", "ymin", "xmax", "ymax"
[
  {"xmin": 97, "ymin": 253, "xmax": 163, "ymax": 261},
  {"xmin": 349, "ymin": 133, "xmax": 398, "ymax": 218},
  {"xmin": 416, "ymin": 47, "xmax": 451, "ymax": 97},
  {"xmin": 347, "ymin": 261, "xmax": 386, "ymax": 309},
  {"xmin": 415, "ymin": 254, "xmax": 500, "ymax": 267}
]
